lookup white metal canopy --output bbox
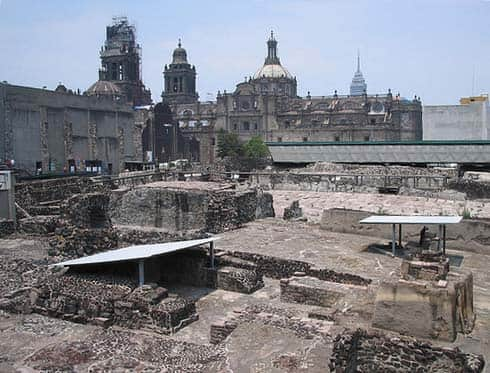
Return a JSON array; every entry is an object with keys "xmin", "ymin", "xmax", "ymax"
[
  {"xmin": 54, "ymin": 237, "xmax": 219, "ymax": 267},
  {"xmin": 359, "ymin": 215, "xmax": 462, "ymax": 256},
  {"xmin": 53, "ymin": 237, "xmax": 220, "ymax": 285},
  {"xmin": 359, "ymin": 215, "xmax": 462, "ymax": 225}
]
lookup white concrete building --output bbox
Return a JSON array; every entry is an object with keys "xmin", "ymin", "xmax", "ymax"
[{"xmin": 423, "ymin": 95, "xmax": 490, "ymax": 140}]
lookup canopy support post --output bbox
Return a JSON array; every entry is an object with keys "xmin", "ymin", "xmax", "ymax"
[
  {"xmin": 398, "ymin": 224, "xmax": 402, "ymax": 249},
  {"xmin": 138, "ymin": 259, "xmax": 145, "ymax": 286},
  {"xmin": 392, "ymin": 224, "xmax": 396, "ymax": 257},
  {"xmin": 209, "ymin": 241, "xmax": 215, "ymax": 269},
  {"xmin": 437, "ymin": 224, "xmax": 443, "ymax": 251},
  {"xmin": 443, "ymin": 224, "xmax": 446, "ymax": 256}
]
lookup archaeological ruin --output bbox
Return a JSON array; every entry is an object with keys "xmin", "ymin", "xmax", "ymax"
[{"xmin": 0, "ymin": 160, "xmax": 489, "ymax": 372}]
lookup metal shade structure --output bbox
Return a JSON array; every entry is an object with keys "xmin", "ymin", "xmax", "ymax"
[
  {"xmin": 359, "ymin": 216, "xmax": 462, "ymax": 225},
  {"xmin": 360, "ymin": 215, "xmax": 462, "ymax": 256},
  {"xmin": 53, "ymin": 237, "xmax": 220, "ymax": 285}
]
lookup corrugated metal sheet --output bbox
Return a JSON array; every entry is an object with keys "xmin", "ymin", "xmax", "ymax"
[
  {"xmin": 53, "ymin": 237, "xmax": 219, "ymax": 267},
  {"xmin": 360, "ymin": 216, "xmax": 462, "ymax": 224}
]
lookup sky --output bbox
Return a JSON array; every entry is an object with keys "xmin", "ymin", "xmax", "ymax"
[{"xmin": 0, "ymin": 0, "xmax": 489, "ymax": 105}]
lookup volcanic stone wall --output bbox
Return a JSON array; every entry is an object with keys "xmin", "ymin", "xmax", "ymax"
[
  {"xmin": 330, "ymin": 329, "xmax": 485, "ymax": 372},
  {"xmin": 15, "ymin": 176, "xmax": 104, "ymax": 214},
  {"xmin": 0, "ymin": 219, "xmax": 15, "ymax": 237},
  {"xmin": 448, "ymin": 178, "xmax": 490, "ymax": 199},
  {"xmin": 30, "ymin": 272, "xmax": 197, "ymax": 334}
]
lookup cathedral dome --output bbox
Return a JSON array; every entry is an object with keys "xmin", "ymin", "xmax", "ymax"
[
  {"xmin": 253, "ymin": 64, "xmax": 293, "ymax": 79},
  {"xmin": 172, "ymin": 40, "xmax": 188, "ymax": 64},
  {"xmin": 85, "ymin": 80, "xmax": 122, "ymax": 97}
]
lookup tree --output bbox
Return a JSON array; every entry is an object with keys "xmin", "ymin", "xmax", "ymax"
[
  {"xmin": 217, "ymin": 129, "xmax": 243, "ymax": 158},
  {"xmin": 243, "ymin": 136, "xmax": 269, "ymax": 159}
]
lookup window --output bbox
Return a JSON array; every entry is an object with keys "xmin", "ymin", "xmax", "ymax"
[
  {"xmin": 243, "ymin": 122, "xmax": 250, "ymax": 131},
  {"xmin": 211, "ymin": 138, "xmax": 216, "ymax": 146},
  {"xmin": 118, "ymin": 63, "xmax": 124, "ymax": 80},
  {"xmin": 254, "ymin": 123, "xmax": 258, "ymax": 130},
  {"xmin": 302, "ymin": 137, "xmax": 308, "ymax": 142},
  {"xmin": 364, "ymin": 135, "xmax": 370, "ymax": 142},
  {"xmin": 233, "ymin": 123, "xmax": 237, "ymax": 131},
  {"xmin": 284, "ymin": 121, "xmax": 290, "ymax": 129},
  {"xmin": 334, "ymin": 136, "xmax": 340, "ymax": 142},
  {"xmin": 370, "ymin": 118, "xmax": 376, "ymax": 125},
  {"xmin": 277, "ymin": 137, "xmax": 282, "ymax": 142},
  {"xmin": 173, "ymin": 78, "xmax": 178, "ymax": 92},
  {"xmin": 111, "ymin": 63, "xmax": 117, "ymax": 80}
]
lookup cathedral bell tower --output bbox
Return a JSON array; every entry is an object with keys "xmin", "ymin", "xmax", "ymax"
[
  {"xmin": 162, "ymin": 40, "xmax": 198, "ymax": 105},
  {"xmin": 97, "ymin": 16, "xmax": 151, "ymax": 106}
]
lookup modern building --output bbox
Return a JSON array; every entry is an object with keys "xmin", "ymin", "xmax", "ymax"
[
  {"xmin": 423, "ymin": 95, "xmax": 490, "ymax": 140},
  {"xmin": 350, "ymin": 51, "xmax": 367, "ymax": 96}
]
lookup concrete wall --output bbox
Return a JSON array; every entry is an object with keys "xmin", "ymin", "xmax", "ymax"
[
  {"xmin": 423, "ymin": 100, "xmax": 490, "ymax": 140},
  {"xmin": 0, "ymin": 83, "xmax": 140, "ymax": 174}
]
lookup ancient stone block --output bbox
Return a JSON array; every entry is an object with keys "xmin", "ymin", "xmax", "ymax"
[
  {"xmin": 280, "ymin": 276, "xmax": 347, "ymax": 307},
  {"xmin": 216, "ymin": 266, "xmax": 264, "ymax": 294},
  {"xmin": 400, "ymin": 258, "xmax": 450, "ymax": 281},
  {"xmin": 372, "ymin": 271, "xmax": 474, "ymax": 342}
]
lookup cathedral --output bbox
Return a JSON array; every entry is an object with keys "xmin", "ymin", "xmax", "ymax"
[{"xmin": 162, "ymin": 31, "xmax": 423, "ymax": 164}]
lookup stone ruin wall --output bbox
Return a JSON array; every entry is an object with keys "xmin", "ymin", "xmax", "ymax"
[
  {"xmin": 24, "ymin": 272, "xmax": 196, "ymax": 334},
  {"xmin": 15, "ymin": 176, "xmax": 106, "ymax": 214},
  {"xmin": 329, "ymin": 329, "xmax": 485, "ymax": 373},
  {"xmin": 218, "ymin": 250, "xmax": 371, "ymax": 286}
]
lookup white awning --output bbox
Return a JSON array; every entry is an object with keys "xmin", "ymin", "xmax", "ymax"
[
  {"xmin": 53, "ymin": 237, "xmax": 219, "ymax": 267},
  {"xmin": 359, "ymin": 215, "xmax": 462, "ymax": 225}
]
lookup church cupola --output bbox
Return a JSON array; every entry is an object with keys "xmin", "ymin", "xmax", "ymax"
[
  {"xmin": 172, "ymin": 39, "xmax": 188, "ymax": 64},
  {"xmin": 251, "ymin": 31, "xmax": 297, "ymax": 97},
  {"xmin": 265, "ymin": 31, "xmax": 280, "ymax": 65},
  {"xmin": 162, "ymin": 39, "xmax": 198, "ymax": 105}
]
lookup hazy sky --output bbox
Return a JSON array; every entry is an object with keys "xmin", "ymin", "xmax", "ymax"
[{"xmin": 0, "ymin": 0, "xmax": 489, "ymax": 105}]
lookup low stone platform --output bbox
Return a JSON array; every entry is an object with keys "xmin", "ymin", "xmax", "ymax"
[{"xmin": 280, "ymin": 275, "xmax": 361, "ymax": 307}]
